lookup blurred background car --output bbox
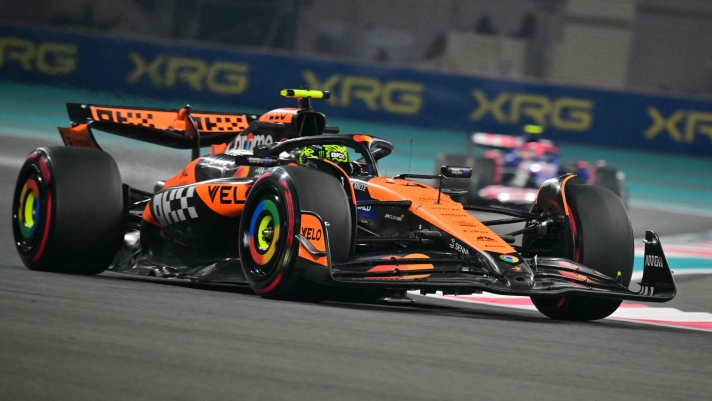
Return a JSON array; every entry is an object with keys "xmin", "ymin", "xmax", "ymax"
[{"xmin": 436, "ymin": 132, "xmax": 626, "ymax": 208}]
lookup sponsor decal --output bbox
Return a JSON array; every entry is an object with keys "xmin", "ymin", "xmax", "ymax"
[
  {"xmin": 384, "ymin": 213, "xmax": 404, "ymax": 222},
  {"xmin": 230, "ymin": 133, "xmax": 274, "ymax": 152},
  {"xmin": 455, "ymin": 220, "xmax": 478, "ymax": 227},
  {"xmin": 469, "ymin": 89, "xmax": 594, "ymax": 132},
  {"xmin": 511, "ymin": 266, "xmax": 522, "ymax": 272},
  {"xmin": 200, "ymin": 157, "xmax": 234, "ymax": 167},
  {"xmin": 439, "ymin": 213, "xmax": 470, "ymax": 218},
  {"xmin": 499, "ymin": 254, "xmax": 520, "ymax": 264},
  {"xmin": 207, "ymin": 185, "xmax": 245, "ymax": 205},
  {"xmin": 152, "ymin": 186, "xmax": 198, "ymax": 226},
  {"xmin": 432, "ymin": 205, "xmax": 461, "ymax": 210},
  {"xmin": 449, "ymin": 238, "xmax": 470, "ymax": 255},
  {"xmin": 240, "ymin": 156, "xmax": 276, "ymax": 166},
  {"xmin": 644, "ymin": 255, "xmax": 665, "ymax": 268},
  {"xmin": 462, "ymin": 228, "xmax": 488, "ymax": 233},
  {"xmin": 0, "ymin": 36, "xmax": 77, "ymax": 76},
  {"xmin": 264, "ymin": 112, "xmax": 289, "ymax": 121},
  {"xmin": 127, "ymin": 52, "xmax": 249, "ymax": 95},
  {"xmin": 301, "ymin": 226, "xmax": 322, "ymax": 241},
  {"xmin": 357, "ymin": 206, "xmax": 371, "ymax": 211},
  {"xmin": 195, "ymin": 183, "xmax": 248, "ymax": 217},
  {"xmin": 446, "ymin": 167, "xmax": 472, "ymax": 176},
  {"xmin": 303, "ymin": 70, "xmax": 424, "ymax": 115},
  {"xmin": 298, "ymin": 213, "xmax": 327, "ymax": 266},
  {"xmin": 476, "ymin": 236, "xmax": 496, "ymax": 242},
  {"xmin": 299, "ymin": 214, "xmax": 326, "ymax": 252},
  {"xmin": 645, "ymin": 106, "xmax": 712, "ymax": 144},
  {"xmin": 353, "ymin": 181, "xmax": 367, "ymax": 192}
]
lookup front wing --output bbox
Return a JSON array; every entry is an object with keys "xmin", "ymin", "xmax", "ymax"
[{"xmin": 301, "ymin": 230, "xmax": 675, "ymax": 303}]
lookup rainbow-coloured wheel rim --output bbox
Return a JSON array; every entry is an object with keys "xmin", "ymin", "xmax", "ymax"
[
  {"xmin": 248, "ymin": 199, "xmax": 281, "ymax": 267},
  {"xmin": 499, "ymin": 254, "xmax": 520, "ymax": 264},
  {"xmin": 17, "ymin": 178, "xmax": 41, "ymax": 239}
]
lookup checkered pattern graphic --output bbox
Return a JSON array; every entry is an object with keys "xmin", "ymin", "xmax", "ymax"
[
  {"xmin": 194, "ymin": 115, "xmax": 248, "ymax": 132},
  {"xmin": 91, "ymin": 107, "xmax": 250, "ymax": 133},
  {"xmin": 152, "ymin": 186, "xmax": 198, "ymax": 226}
]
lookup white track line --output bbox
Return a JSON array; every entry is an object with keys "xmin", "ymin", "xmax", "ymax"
[{"xmin": 411, "ymin": 291, "xmax": 712, "ymax": 332}]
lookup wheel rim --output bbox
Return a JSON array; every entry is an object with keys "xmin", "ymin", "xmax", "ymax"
[
  {"xmin": 248, "ymin": 196, "xmax": 281, "ymax": 270},
  {"xmin": 13, "ymin": 164, "xmax": 49, "ymax": 257},
  {"xmin": 18, "ymin": 178, "xmax": 41, "ymax": 238},
  {"xmin": 241, "ymin": 181, "xmax": 292, "ymax": 289}
]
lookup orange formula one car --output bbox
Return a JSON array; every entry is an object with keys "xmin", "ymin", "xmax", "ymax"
[{"xmin": 12, "ymin": 90, "xmax": 675, "ymax": 321}]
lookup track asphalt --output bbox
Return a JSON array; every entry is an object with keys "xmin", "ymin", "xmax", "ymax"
[{"xmin": 2, "ymin": 83, "xmax": 712, "ymax": 400}]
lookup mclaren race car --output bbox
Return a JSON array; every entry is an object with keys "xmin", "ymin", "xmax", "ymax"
[
  {"xmin": 12, "ymin": 90, "xmax": 675, "ymax": 321},
  {"xmin": 437, "ymin": 132, "xmax": 626, "ymax": 208}
]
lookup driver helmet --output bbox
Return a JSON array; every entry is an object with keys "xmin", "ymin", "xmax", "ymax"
[{"xmin": 298, "ymin": 144, "xmax": 349, "ymax": 165}]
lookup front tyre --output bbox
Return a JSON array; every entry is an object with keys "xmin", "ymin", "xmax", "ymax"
[
  {"xmin": 238, "ymin": 166, "xmax": 352, "ymax": 299},
  {"xmin": 531, "ymin": 184, "xmax": 634, "ymax": 321},
  {"xmin": 12, "ymin": 147, "xmax": 124, "ymax": 274}
]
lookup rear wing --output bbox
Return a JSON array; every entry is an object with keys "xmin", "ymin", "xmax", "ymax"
[
  {"xmin": 471, "ymin": 132, "xmax": 522, "ymax": 149},
  {"xmin": 471, "ymin": 132, "xmax": 558, "ymax": 155},
  {"xmin": 59, "ymin": 103, "xmax": 260, "ymax": 159},
  {"xmin": 59, "ymin": 91, "xmax": 341, "ymax": 160}
]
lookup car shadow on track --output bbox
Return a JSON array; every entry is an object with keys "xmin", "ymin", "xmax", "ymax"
[{"xmin": 88, "ymin": 270, "xmax": 695, "ymax": 334}]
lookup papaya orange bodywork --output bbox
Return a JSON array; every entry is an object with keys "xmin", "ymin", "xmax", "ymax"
[
  {"xmin": 57, "ymin": 123, "xmax": 100, "ymax": 149},
  {"xmin": 163, "ymin": 159, "xmax": 200, "ymax": 189},
  {"xmin": 297, "ymin": 213, "xmax": 328, "ymax": 266},
  {"xmin": 89, "ymin": 106, "xmax": 249, "ymax": 133},
  {"xmin": 366, "ymin": 177, "xmax": 516, "ymax": 253},
  {"xmin": 142, "ymin": 203, "xmax": 161, "ymax": 227},
  {"xmin": 259, "ymin": 108, "xmax": 297, "ymax": 124},
  {"xmin": 366, "ymin": 253, "xmax": 434, "ymax": 279},
  {"xmin": 194, "ymin": 181, "xmax": 251, "ymax": 217}
]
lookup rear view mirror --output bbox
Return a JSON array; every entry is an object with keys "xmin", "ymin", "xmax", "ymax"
[{"xmin": 440, "ymin": 166, "xmax": 472, "ymax": 179}]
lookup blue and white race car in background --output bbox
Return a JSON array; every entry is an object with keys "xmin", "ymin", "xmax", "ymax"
[{"xmin": 437, "ymin": 132, "xmax": 626, "ymax": 208}]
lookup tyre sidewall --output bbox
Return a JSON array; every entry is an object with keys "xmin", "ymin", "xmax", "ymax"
[
  {"xmin": 532, "ymin": 184, "xmax": 633, "ymax": 321},
  {"xmin": 12, "ymin": 147, "xmax": 124, "ymax": 274}
]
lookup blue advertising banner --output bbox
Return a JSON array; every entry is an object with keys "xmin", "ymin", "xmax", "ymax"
[{"xmin": 2, "ymin": 24, "xmax": 712, "ymax": 156}]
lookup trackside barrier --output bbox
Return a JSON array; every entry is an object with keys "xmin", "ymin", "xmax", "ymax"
[{"xmin": 1, "ymin": 24, "xmax": 712, "ymax": 156}]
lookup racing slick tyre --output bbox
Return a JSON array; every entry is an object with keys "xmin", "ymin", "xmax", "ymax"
[
  {"xmin": 530, "ymin": 184, "xmax": 634, "ymax": 321},
  {"xmin": 238, "ymin": 166, "xmax": 352, "ymax": 300},
  {"xmin": 12, "ymin": 147, "xmax": 124, "ymax": 274}
]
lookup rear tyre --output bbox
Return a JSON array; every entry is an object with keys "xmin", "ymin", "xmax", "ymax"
[
  {"xmin": 531, "ymin": 184, "xmax": 634, "ymax": 321},
  {"xmin": 238, "ymin": 166, "xmax": 352, "ymax": 299},
  {"xmin": 12, "ymin": 147, "xmax": 124, "ymax": 274}
]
